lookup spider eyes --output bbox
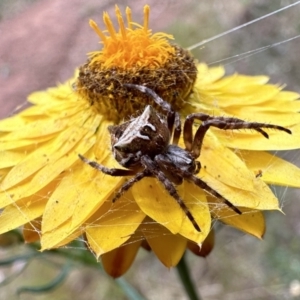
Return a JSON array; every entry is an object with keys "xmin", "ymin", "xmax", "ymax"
[
  {"xmin": 140, "ymin": 124, "xmax": 156, "ymax": 136},
  {"xmin": 108, "ymin": 125, "xmax": 123, "ymax": 140}
]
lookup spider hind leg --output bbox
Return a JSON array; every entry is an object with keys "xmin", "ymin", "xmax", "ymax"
[
  {"xmin": 141, "ymin": 155, "xmax": 201, "ymax": 232},
  {"xmin": 189, "ymin": 174, "xmax": 242, "ymax": 215}
]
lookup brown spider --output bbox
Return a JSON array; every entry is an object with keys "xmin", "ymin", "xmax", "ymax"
[{"xmin": 79, "ymin": 84, "xmax": 291, "ymax": 232}]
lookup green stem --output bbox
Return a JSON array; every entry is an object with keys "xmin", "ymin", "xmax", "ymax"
[
  {"xmin": 176, "ymin": 254, "xmax": 201, "ymax": 300},
  {"xmin": 115, "ymin": 278, "xmax": 147, "ymax": 300}
]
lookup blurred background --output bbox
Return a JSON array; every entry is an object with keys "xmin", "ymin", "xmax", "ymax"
[{"xmin": 0, "ymin": 0, "xmax": 300, "ymax": 299}]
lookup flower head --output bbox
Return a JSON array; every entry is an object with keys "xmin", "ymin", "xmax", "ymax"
[
  {"xmin": 0, "ymin": 5, "xmax": 300, "ymax": 278},
  {"xmin": 75, "ymin": 5, "xmax": 197, "ymax": 122}
]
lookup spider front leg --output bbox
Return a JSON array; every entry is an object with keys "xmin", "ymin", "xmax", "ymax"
[
  {"xmin": 183, "ymin": 113, "xmax": 292, "ymax": 159},
  {"xmin": 78, "ymin": 154, "xmax": 136, "ymax": 177},
  {"xmin": 141, "ymin": 155, "xmax": 201, "ymax": 232},
  {"xmin": 124, "ymin": 84, "xmax": 182, "ymax": 145},
  {"xmin": 79, "ymin": 154, "xmax": 152, "ymax": 203}
]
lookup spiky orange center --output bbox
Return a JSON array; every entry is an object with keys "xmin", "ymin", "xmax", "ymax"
[{"xmin": 88, "ymin": 5, "xmax": 175, "ymax": 69}]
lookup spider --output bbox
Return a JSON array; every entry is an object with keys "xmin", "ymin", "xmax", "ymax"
[{"xmin": 79, "ymin": 84, "xmax": 291, "ymax": 232}]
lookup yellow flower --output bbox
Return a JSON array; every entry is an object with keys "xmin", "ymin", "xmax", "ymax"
[{"xmin": 0, "ymin": 5, "xmax": 300, "ymax": 278}]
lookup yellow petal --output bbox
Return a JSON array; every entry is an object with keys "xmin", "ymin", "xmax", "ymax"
[
  {"xmin": 0, "ymin": 194, "xmax": 48, "ymax": 235},
  {"xmin": 0, "ymin": 136, "xmax": 54, "ymax": 151},
  {"xmin": 210, "ymin": 200, "xmax": 265, "ymax": 239},
  {"xmin": 41, "ymin": 223, "xmax": 82, "ymax": 250},
  {"xmin": 41, "ymin": 219, "xmax": 82, "ymax": 250},
  {"xmin": 215, "ymin": 122, "xmax": 300, "ymax": 151},
  {"xmin": 52, "ymin": 230, "xmax": 82, "ymax": 249},
  {"xmin": 0, "ymin": 116, "xmax": 28, "ymax": 131},
  {"xmin": 187, "ymin": 228, "xmax": 215, "ymax": 257},
  {"xmin": 196, "ymin": 64, "xmax": 225, "ymax": 85},
  {"xmin": 0, "ymin": 127, "xmax": 96, "ymax": 209},
  {"xmin": 1, "ymin": 118, "xmax": 69, "ymax": 139},
  {"xmin": 201, "ymin": 75, "xmax": 236, "ymax": 91},
  {"xmin": 247, "ymin": 99, "xmax": 300, "ymax": 113},
  {"xmin": 222, "ymin": 108, "xmax": 300, "ymax": 126},
  {"xmin": 208, "ymin": 84, "xmax": 281, "ymax": 107},
  {"xmin": 132, "ymin": 177, "xmax": 185, "ymax": 234},
  {"xmin": 177, "ymin": 181, "xmax": 210, "ymax": 243},
  {"xmin": 1, "ymin": 115, "xmax": 96, "ymax": 190},
  {"xmin": 201, "ymin": 169, "xmax": 279, "ymax": 211},
  {"xmin": 27, "ymin": 80, "xmax": 76, "ymax": 105},
  {"xmin": 86, "ymin": 193, "xmax": 145, "ymax": 255},
  {"xmin": 142, "ymin": 220, "xmax": 187, "ymax": 267},
  {"xmin": 273, "ymin": 91, "xmax": 300, "ymax": 101},
  {"xmin": 132, "ymin": 178, "xmax": 210, "ymax": 243},
  {"xmin": 41, "ymin": 155, "xmax": 123, "ymax": 236},
  {"xmin": 0, "ymin": 178, "xmax": 61, "ymax": 235},
  {"xmin": 41, "ymin": 120, "xmax": 125, "ymax": 245},
  {"xmin": 213, "ymin": 74, "xmax": 270, "ymax": 93},
  {"xmin": 0, "ymin": 150, "xmax": 27, "ymax": 168},
  {"xmin": 237, "ymin": 150, "xmax": 300, "ymax": 188},
  {"xmin": 101, "ymin": 236, "xmax": 142, "ymax": 278},
  {"xmin": 197, "ymin": 132, "xmax": 256, "ymax": 191}
]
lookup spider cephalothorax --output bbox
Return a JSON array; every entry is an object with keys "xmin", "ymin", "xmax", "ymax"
[
  {"xmin": 107, "ymin": 105, "xmax": 170, "ymax": 169},
  {"xmin": 79, "ymin": 84, "xmax": 291, "ymax": 232}
]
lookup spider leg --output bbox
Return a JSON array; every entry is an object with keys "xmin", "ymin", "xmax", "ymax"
[
  {"xmin": 78, "ymin": 154, "xmax": 136, "ymax": 177},
  {"xmin": 141, "ymin": 155, "xmax": 201, "ymax": 232},
  {"xmin": 187, "ymin": 173, "xmax": 242, "ymax": 215},
  {"xmin": 154, "ymin": 154, "xmax": 184, "ymax": 185},
  {"xmin": 124, "ymin": 84, "xmax": 181, "ymax": 145},
  {"xmin": 156, "ymin": 153, "xmax": 241, "ymax": 219},
  {"xmin": 112, "ymin": 169, "xmax": 151, "ymax": 203},
  {"xmin": 183, "ymin": 113, "xmax": 291, "ymax": 158},
  {"xmin": 172, "ymin": 111, "xmax": 182, "ymax": 145}
]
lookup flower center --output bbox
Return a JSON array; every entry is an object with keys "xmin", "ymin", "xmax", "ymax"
[
  {"xmin": 75, "ymin": 5, "xmax": 197, "ymax": 122},
  {"xmin": 88, "ymin": 5, "xmax": 175, "ymax": 69}
]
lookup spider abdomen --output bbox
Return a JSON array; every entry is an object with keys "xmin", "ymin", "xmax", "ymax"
[{"xmin": 165, "ymin": 145, "xmax": 198, "ymax": 174}]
